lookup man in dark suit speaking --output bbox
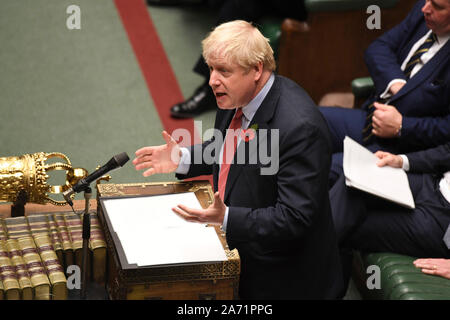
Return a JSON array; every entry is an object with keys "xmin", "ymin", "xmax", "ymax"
[{"xmin": 133, "ymin": 20, "xmax": 344, "ymax": 299}]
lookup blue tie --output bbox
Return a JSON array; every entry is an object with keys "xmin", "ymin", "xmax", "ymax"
[{"xmin": 404, "ymin": 33, "xmax": 436, "ymax": 79}]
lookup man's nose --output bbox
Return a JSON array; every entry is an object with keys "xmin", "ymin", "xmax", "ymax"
[
  {"xmin": 422, "ymin": 0, "xmax": 431, "ymax": 14},
  {"xmin": 209, "ymin": 71, "xmax": 220, "ymax": 87}
]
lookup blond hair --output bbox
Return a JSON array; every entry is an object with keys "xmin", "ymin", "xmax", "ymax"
[{"xmin": 202, "ymin": 20, "xmax": 276, "ymax": 72}]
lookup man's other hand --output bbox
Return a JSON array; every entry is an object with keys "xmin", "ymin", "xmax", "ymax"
[{"xmin": 172, "ymin": 192, "xmax": 226, "ymax": 225}]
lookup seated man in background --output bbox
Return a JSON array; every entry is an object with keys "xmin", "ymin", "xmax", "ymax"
[
  {"xmin": 329, "ymin": 142, "xmax": 450, "ymax": 287},
  {"xmin": 133, "ymin": 20, "xmax": 344, "ymax": 299},
  {"xmin": 321, "ymin": 0, "xmax": 450, "ymax": 187}
]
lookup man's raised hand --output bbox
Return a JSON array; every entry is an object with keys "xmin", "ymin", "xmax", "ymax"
[{"xmin": 133, "ymin": 131, "xmax": 181, "ymax": 177}]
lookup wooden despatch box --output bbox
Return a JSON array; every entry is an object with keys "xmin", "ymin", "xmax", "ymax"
[{"xmin": 96, "ymin": 181, "xmax": 240, "ymax": 300}]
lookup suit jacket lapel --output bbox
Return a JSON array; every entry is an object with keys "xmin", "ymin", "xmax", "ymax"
[
  {"xmin": 392, "ymin": 36, "xmax": 450, "ymax": 103},
  {"xmin": 398, "ymin": 23, "xmax": 429, "ymax": 63},
  {"xmin": 223, "ymin": 75, "xmax": 281, "ymax": 202}
]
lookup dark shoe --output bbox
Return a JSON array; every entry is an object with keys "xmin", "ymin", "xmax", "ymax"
[{"xmin": 170, "ymin": 84, "xmax": 216, "ymax": 118}]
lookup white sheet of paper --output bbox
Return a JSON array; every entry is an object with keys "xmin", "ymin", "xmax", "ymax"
[
  {"xmin": 343, "ymin": 136, "xmax": 415, "ymax": 209},
  {"xmin": 102, "ymin": 192, "xmax": 227, "ymax": 266}
]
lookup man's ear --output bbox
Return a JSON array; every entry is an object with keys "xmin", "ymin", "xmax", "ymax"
[{"xmin": 253, "ymin": 62, "xmax": 263, "ymax": 81}]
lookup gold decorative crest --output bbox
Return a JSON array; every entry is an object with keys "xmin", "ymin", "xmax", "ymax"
[{"xmin": 0, "ymin": 152, "xmax": 88, "ymax": 206}]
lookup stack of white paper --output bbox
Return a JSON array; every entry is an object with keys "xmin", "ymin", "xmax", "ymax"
[
  {"xmin": 102, "ymin": 192, "xmax": 227, "ymax": 267},
  {"xmin": 343, "ymin": 136, "xmax": 415, "ymax": 209}
]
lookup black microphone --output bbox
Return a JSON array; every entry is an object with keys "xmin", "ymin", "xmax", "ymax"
[{"xmin": 63, "ymin": 152, "xmax": 129, "ymax": 206}]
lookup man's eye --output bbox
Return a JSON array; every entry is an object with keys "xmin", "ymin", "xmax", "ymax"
[{"xmin": 431, "ymin": 0, "xmax": 444, "ymax": 9}]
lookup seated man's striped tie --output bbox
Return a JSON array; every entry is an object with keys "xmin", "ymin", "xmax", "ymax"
[{"xmin": 404, "ymin": 33, "xmax": 436, "ymax": 79}]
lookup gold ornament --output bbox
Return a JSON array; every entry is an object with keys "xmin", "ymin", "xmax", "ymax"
[{"xmin": 0, "ymin": 152, "xmax": 88, "ymax": 206}]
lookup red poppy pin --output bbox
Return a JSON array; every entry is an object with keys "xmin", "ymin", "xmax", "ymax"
[{"xmin": 240, "ymin": 124, "xmax": 258, "ymax": 142}]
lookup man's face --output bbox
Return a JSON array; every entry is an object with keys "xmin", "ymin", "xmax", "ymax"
[
  {"xmin": 207, "ymin": 57, "xmax": 260, "ymax": 110},
  {"xmin": 422, "ymin": 0, "xmax": 450, "ymax": 36}
]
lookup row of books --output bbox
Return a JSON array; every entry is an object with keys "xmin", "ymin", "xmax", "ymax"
[
  {"xmin": 0, "ymin": 212, "xmax": 107, "ymax": 299},
  {"xmin": 0, "ymin": 234, "xmax": 66, "ymax": 300}
]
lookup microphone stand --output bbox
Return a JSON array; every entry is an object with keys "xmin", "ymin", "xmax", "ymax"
[{"xmin": 80, "ymin": 186, "xmax": 91, "ymax": 300}]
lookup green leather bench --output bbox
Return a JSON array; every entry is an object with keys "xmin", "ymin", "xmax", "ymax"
[
  {"xmin": 354, "ymin": 252, "xmax": 450, "ymax": 300},
  {"xmin": 352, "ymin": 76, "xmax": 374, "ymax": 99},
  {"xmin": 352, "ymin": 76, "xmax": 374, "ymax": 107}
]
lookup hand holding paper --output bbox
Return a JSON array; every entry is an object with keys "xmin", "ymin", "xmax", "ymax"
[
  {"xmin": 343, "ymin": 136, "xmax": 415, "ymax": 209},
  {"xmin": 375, "ymin": 151, "xmax": 403, "ymax": 168}
]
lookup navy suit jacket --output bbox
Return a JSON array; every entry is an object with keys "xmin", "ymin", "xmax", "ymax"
[
  {"xmin": 363, "ymin": 0, "xmax": 450, "ymax": 152},
  {"xmin": 178, "ymin": 75, "xmax": 344, "ymax": 299},
  {"xmin": 407, "ymin": 142, "xmax": 450, "ymax": 174}
]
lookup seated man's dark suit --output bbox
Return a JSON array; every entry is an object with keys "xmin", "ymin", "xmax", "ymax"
[
  {"xmin": 177, "ymin": 75, "xmax": 344, "ymax": 299},
  {"xmin": 330, "ymin": 142, "xmax": 450, "ymax": 284},
  {"xmin": 321, "ymin": 0, "xmax": 450, "ymax": 186}
]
